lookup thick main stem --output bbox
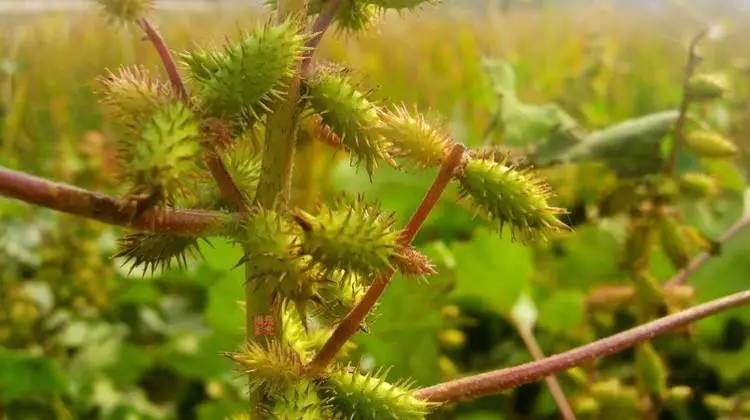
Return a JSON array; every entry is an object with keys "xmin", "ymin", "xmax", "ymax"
[
  {"xmin": 305, "ymin": 144, "xmax": 467, "ymax": 375},
  {"xmin": 0, "ymin": 167, "xmax": 232, "ymax": 235},
  {"xmin": 416, "ymin": 290, "xmax": 750, "ymax": 402}
]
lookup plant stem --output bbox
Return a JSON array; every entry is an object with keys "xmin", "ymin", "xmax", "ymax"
[
  {"xmin": 416, "ymin": 290, "xmax": 750, "ymax": 403},
  {"xmin": 305, "ymin": 144, "xmax": 467, "ymax": 375},
  {"xmin": 300, "ymin": 0, "xmax": 343, "ymax": 77},
  {"xmin": 516, "ymin": 326, "xmax": 576, "ymax": 420},
  {"xmin": 664, "ymin": 29, "xmax": 708, "ymax": 176},
  {"xmin": 0, "ymin": 166, "xmax": 233, "ymax": 236},
  {"xmin": 665, "ymin": 215, "xmax": 750, "ymax": 288},
  {"xmin": 137, "ymin": 18, "xmax": 188, "ymax": 102}
]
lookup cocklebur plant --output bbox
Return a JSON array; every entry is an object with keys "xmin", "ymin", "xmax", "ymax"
[{"xmin": 1, "ymin": 2, "xmax": 749, "ymax": 419}]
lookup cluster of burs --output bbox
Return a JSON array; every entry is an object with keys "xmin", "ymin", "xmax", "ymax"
[{"xmin": 95, "ymin": 0, "xmax": 567, "ymax": 417}]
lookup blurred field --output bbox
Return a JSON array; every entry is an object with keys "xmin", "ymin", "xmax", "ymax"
[{"xmin": 1, "ymin": 1, "xmax": 750, "ymax": 419}]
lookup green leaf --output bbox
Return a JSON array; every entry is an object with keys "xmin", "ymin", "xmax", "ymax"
[
  {"xmin": 536, "ymin": 290, "xmax": 585, "ymax": 334},
  {"xmin": 0, "ymin": 349, "xmax": 67, "ymax": 401},
  {"xmin": 450, "ymin": 228, "xmax": 533, "ymax": 314}
]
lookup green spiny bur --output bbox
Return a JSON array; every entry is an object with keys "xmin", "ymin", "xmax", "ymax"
[
  {"xmin": 95, "ymin": 0, "xmax": 153, "ymax": 23},
  {"xmin": 123, "ymin": 103, "xmax": 202, "ymax": 202},
  {"xmin": 184, "ymin": 20, "xmax": 305, "ymax": 125},
  {"xmin": 380, "ymin": 105, "xmax": 452, "ymax": 168},
  {"xmin": 114, "ymin": 232, "xmax": 200, "ymax": 275},
  {"xmin": 269, "ymin": 380, "xmax": 328, "ymax": 420},
  {"xmin": 222, "ymin": 141, "xmax": 263, "ymax": 204},
  {"xmin": 325, "ymin": 368, "xmax": 431, "ymax": 420},
  {"xmin": 294, "ymin": 197, "xmax": 400, "ymax": 277},
  {"xmin": 99, "ymin": 66, "xmax": 172, "ymax": 133},
  {"xmin": 336, "ymin": 0, "xmax": 380, "ymax": 31},
  {"xmin": 458, "ymin": 158, "xmax": 567, "ymax": 242},
  {"xmin": 306, "ymin": 68, "xmax": 392, "ymax": 175},
  {"xmin": 225, "ymin": 340, "xmax": 303, "ymax": 392}
]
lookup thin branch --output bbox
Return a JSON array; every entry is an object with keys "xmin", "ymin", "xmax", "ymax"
[
  {"xmin": 300, "ymin": 0, "xmax": 343, "ymax": 77},
  {"xmin": 665, "ymin": 215, "xmax": 750, "ymax": 288},
  {"xmin": 516, "ymin": 326, "xmax": 577, "ymax": 420},
  {"xmin": 137, "ymin": 17, "xmax": 189, "ymax": 102},
  {"xmin": 0, "ymin": 167, "xmax": 233, "ymax": 236},
  {"xmin": 137, "ymin": 17, "xmax": 248, "ymax": 212},
  {"xmin": 305, "ymin": 144, "xmax": 467, "ymax": 376},
  {"xmin": 415, "ymin": 290, "xmax": 750, "ymax": 403},
  {"xmin": 665, "ymin": 29, "xmax": 708, "ymax": 175}
]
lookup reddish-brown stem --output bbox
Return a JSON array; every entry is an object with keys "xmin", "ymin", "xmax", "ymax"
[
  {"xmin": 0, "ymin": 167, "xmax": 233, "ymax": 236},
  {"xmin": 305, "ymin": 144, "xmax": 467, "ymax": 375},
  {"xmin": 138, "ymin": 17, "xmax": 189, "ymax": 102},
  {"xmin": 416, "ymin": 290, "xmax": 750, "ymax": 403},
  {"xmin": 665, "ymin": 29, "xmax": 708, "ymax": 175},
  {"xmin": 517, "ymin": 326, "xmax": 577, "ymax": 420},
  {"xmin": 300, "ymin": 0, "xmax": 343, "ymax": 77},
  {"xmin": 665, "ymin": 215, "xmax": 750, "ymax": 287},
  {"xmin": 137, "ymin": 17, "xmax": 247, "ymax": 212}
]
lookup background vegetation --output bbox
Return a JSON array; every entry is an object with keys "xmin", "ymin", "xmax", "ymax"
[{"xmin": 1, "ymin": 1, "xmax": 749, "ymax": 418}]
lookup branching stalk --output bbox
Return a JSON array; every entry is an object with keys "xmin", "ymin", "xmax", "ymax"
[
  {"xmin": 664, "ymin": 29, "xmax": 708, "ymax": 175},
  {"xmin": 516, "ymin": 326, "xmax": 576, "ymax": 420},
  {"xmin": 305, "ymin": 144, "xmax": 467, "ymax": 375},
  {"xmin": 665, "ymin": 215, "xmax": 750, "ymax": 287},
  {"xmin": 416, "ymin": 290, "xmax": 750, "ymax": 402},
  {"xmin": 0, "ymin": 167, "xmax": 233, "ymax": 236}
]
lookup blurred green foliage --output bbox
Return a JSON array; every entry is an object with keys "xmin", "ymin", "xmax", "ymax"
[{"xmin": 0, "ymin": 2, "xmax": 749, "ymax": 419}]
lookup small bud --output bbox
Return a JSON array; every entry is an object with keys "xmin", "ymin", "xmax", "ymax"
[
  {"xmin": 440, "ymin": 305, "xmax": 461, "ymax": 319},
  {"xmin": 704, "ymin": 394, "xmax": 735, "ymax": 413},
  {"xmin": 666, "ymin": 386, "xmax": 693, "ymax": 405},
  {"xmin": 685, "ymin": 130, "xmax": 738, "ymax": 158},
  {"xmin": 573, "ymin": 396, "xmax": 600, "ymax": 416},
  {"xmin": 393, "ymin": 247, "xmax": 437, "ymax": 278},
  {"xmin": 659, "ymin": 216, "xmax": 691, "ymax": 269},
  {"xmin": 622, "ymin": 218, "xmax": 654, "ymax": 272},
  {"xmin": 688, "ymin": 73, "xmax": 729, "ymax": 101},
  {"xmin": 437, "ymin": 329, "xmax": 466, "ymax": 349},
  {"xmin": 438, "ymin": 356, "xmax": 458, "ymax": 378},
  {"xmin": 679, "ymin": 172, "xmax": 718, "ymax": 197}
]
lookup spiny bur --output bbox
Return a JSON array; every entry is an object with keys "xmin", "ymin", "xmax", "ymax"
[
  {"xmin": 269, "ymin": 380, "xmax": 328, "ymax": 419},
  {"xmin": 379, "ymin": 105, "xmax": 453, "ymax": 169},
  {"xmin": 99, "ymin": 66, "xmax": 172, "ymax": 132},
  {"xmin": 95, "ymin": 0, "xmax": 153, "ymax": 23},
  {"xmin": 114, "ymin": 232, "xmax": 200, "ymax": 275},
  {"xmin": 124, "ymin": 103, "xmax": 202, "ymax": 203},
  {"xmin": 184, "ymin": 20, "xmax": 306, "ymax": 125},
  {"xmin": 306, "ymin": 67, "xmax": 392, "ymax": 175},
  {"xmin": 225, "ymin": 340, "xmax": 304, "ymax": 392},
  {"xmin": 293, "ymin": 197, "xmax": 400, "ymax": 277},
  {"xmin": 457, "ymin": 158, "xmax": 567, "ymax": 242},
  {"xmin": 324, "ymin": 367, "xmax": 432, "ymax": 420}
]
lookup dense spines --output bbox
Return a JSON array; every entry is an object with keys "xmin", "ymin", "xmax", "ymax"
[
  {"xmin": 184, "ymin": 20, "xmax": 306, "ymax": 125},
  {"xmin": 99, "ymin": 66, "xmax": 172, "ymax": 131},
  {"xmin": 379, "ymin": 105, "xmax": 453, "ymax": 168},
  {"xmin": 114, "ymin": 232, "xmax": 200, "ymax": 275},
  {"xmin": 121, "ymin": 103, "xmax": 202, "ymax": 202},
  {"xmin": 293, "ymin": 197, "xmax": 400, "ymax": 277},
  {"xmin": 95, "ymin": 0, "xmax": 153, "ymax": 23},
  {"xmin": 225, "ymin": 340, "xmax": 304, "ymax": 391},
  {"xmin": 221, "ymin": 142, "xmax": 263, "ymax": 204},
  {"xmin": 306, "ymin": 68, "xmax": 392, "ymax": 175},
  {"xmin": 336, "ymin": 0, "xmax": 381, "ymax": 31},
  {"xmin": 324, "ymin": 367, "xmax": 431, "ymax": 420},
  {"xmin": 457, "ymin": 158, "xmax": 567, "ymax": 242},
  {"xmin": 269, "ymin": 380, "xmax": 328, "ymax": 419}
]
